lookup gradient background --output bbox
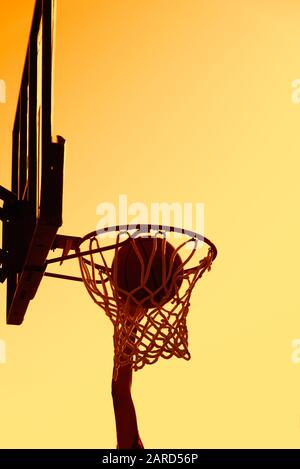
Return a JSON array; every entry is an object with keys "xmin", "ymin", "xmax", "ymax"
[{"xmin": 1, "ymin": 0, "xmax": 300, "ymax": 449}]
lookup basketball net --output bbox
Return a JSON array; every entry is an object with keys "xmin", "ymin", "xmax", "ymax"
[{"xmin": 77, "ymin": 230, "xmax": 214, "ymax": 380}]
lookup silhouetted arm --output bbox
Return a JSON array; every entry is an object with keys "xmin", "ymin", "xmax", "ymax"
[{"xmin": 111, "ymin": 363, "xmax": 144, "ymax": 449}]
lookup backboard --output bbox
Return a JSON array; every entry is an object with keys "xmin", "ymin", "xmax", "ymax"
[{"xmin": 0, "ymin": 0, "xmax": 65, "ymax": 325}]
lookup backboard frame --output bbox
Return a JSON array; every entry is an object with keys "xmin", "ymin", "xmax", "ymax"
[{"xmin": 0, "ymin": 0, "xmax": 65, "ymax": 325}]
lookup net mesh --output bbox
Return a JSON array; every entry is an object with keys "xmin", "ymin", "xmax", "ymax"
[{"xmin": 76, "ymin": 229, "xmax": 214, "ymax": 380}]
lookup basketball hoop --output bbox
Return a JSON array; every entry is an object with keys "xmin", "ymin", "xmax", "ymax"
[{"xmin": 46, "ymin": 224, "xmax": 217, "ymax": 380}]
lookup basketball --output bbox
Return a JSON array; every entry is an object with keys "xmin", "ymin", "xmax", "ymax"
[{"xmin": 112, "ymin": 236, "xmax": 183, "ymax": 309}]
